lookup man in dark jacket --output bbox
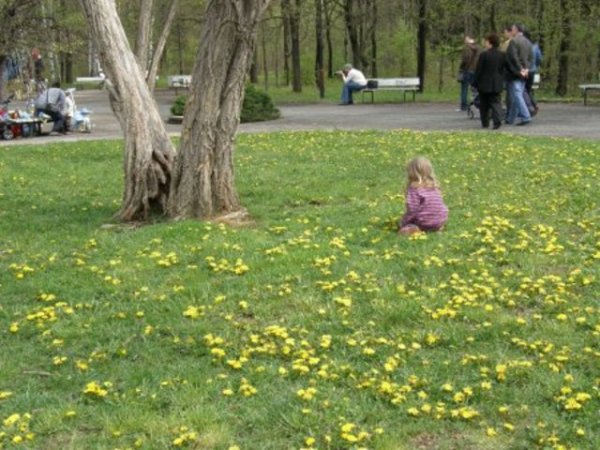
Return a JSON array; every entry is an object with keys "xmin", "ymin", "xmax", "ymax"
[
  {"xmin": 473, "ymin": 33, "xmax": 506, "ymax": 129},
  {"xmin": 505, "ymin": 23, "xmax": 533, "ymax": 125}
]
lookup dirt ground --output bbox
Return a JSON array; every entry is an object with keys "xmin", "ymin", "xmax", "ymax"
[{"xmin": 2, "ymin": 88, "xmax": 600, "ymax": 147}]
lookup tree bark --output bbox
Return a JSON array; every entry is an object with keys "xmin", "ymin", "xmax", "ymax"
[
  {"xmin": 147, "ymin": 0, "xmax": 179, "ymax": 92},
  {"xmin": 168, "ymin": 0, "xmax": 272, "ymax": 220},
  {"xmin": 135, "ymin": 0, "xmax": 154, "ymax": 71},
  {"xmin": 80, "ymin": 0, "xmax": 175, "ymax": 222}
]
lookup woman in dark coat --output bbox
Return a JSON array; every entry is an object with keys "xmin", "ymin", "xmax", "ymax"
[{"xmin": 473, "ymin": 33, "xmax": 506, "ymax": 129}]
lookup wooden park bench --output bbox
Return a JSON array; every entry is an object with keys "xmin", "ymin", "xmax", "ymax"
[
  {"xmin": 361, "ymin": 77, "xmax": 420, "ymax": 103},
  {"xmin": 578, "ymin": 84, "xmax": 600, "ymax": 106},
  {"xmin": 167, "ymin": 75, "xmax": 192, "ymax": 95}
]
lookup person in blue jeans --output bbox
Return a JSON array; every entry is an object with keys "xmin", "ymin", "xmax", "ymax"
[
  {"xmin": 458, "ymin": 36, "xmax": 481, "ymax": 111},
  {"xmin": 337, "ymin": 64, "xmax": 367, "ymax": 105},
  {"xmin": 524, "ymin": 30, "xmax": 542, "ymax": 115},
  {"xmin": 505, "ymin": 24, "xmax": 533, "ymax": 125}
]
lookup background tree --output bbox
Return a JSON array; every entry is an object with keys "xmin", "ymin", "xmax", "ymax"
[
  {"xmin": 146, "ymin": 0, "xmax": 180, "ymax": 92},
  {"xmin": 416, "ymin": 0, "xmax": 426, "ymax": 92},
  {"xmin": 315, "ymin": 0, "xmax": 325, "ymax": 96},
  {"xmin": 0, "ymin": 0, "xmax": 39, "ymax": 99},
  {"xmin": 168, "ymin": 0, "xmax": 272, "ymax": 220},
  {"xmin": 288, "ymin": 0, "xmax": 303, "ymax": 92}
]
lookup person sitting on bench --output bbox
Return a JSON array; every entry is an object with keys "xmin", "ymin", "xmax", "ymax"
[
  {"xmin": 336, "ymin": 63, "xmax": 367, "ymax": 105},
  {"xmin": 34, "ymin": 81, "xmax": 67, "ymax": 135}
]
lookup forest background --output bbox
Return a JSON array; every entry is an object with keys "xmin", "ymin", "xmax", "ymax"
[{"xmin": 1, "ymin": 0, "xmax": 599, "ymax": 102}]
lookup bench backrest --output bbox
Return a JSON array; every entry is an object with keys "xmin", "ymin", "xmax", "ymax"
[
  {"xmin": 376, "ymin": 77, "xmax": 420, "ymax": 88},
  {"xmin": 168, "ymin": 75, "xmax": 192, "ymax": 87}
]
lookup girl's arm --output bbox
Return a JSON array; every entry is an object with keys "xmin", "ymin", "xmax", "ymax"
[{"xmin": 400, "ymin": 188, "xmax": 422, "ymax": 226}]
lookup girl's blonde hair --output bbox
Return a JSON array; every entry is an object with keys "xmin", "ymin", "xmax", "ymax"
[{"xmin": 406, "ymin": 156, "xmax": 439, "ymax": 189}]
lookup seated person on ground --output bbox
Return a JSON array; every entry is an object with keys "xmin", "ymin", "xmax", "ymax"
[{"xmin": 34, "ymin": 81, "xmax": 66, "ymax": 135}]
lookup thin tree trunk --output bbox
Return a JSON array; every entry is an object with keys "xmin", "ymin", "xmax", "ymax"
[
  {"xmin": 290, "ymin": 0, "xmax": 302, "ymax": 92},
  {"xmin": 281, "ymin": 0, "xmax": 291, "ymax": 86},
  {"xmin": 344, "ymin": 0, "xmax": 361, "ymax": 68},
  {"xmin": 147, "ymin": 0, "xmax": 179, "ymax": 92},
  {"xmin": 417, "ymin": 0, "xmax": 427, "ymax": 93},
  {"xmin": 324, "ymin": 0, "xmax": 334, "ymax": 78},
  {"xmin": 176, "ymin": 19, "xmax": 184, "ymax": 74},
  {"xmin": 250, "ymin": 50, "xmax": 259, "ymax": 83},
  {"xmin": 556, "ymin": 0, "xmax": 570, "ymax": 96},
  {"xmin": 262, "ymin": 30, "xmax": 269, "ymax": 90},
  {"xmin": 135, "ymin": 0, "xmax": 154, "ymax": 71},
  {"xmin": 0, "ymin": 55, "xmax": 6, "ymax": 101},
  {"xmin": 80, "ymin": 0, "xmax": 175, "ymax": 221},
  {"xmin": 368, "ymin": 0, "xmax": 377, "ymax": 78},
  {"xmin": 168, "ymin": 0, "xmax": 272, "ymax": 219},
  {"xmin": 315, "ymin": 0, "xmax": 325, "ymax": 97}
]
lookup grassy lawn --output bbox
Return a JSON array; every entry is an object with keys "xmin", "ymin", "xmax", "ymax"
[{"xmin": 0, "ymin": 131, "xmax": 598, "ymax": 450}]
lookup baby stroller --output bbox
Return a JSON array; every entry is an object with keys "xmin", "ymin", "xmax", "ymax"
[{"xmin": 467, "ymin": 85, "xmax": 480, "ymax": 120}]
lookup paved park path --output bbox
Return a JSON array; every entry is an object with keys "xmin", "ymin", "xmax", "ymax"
[{"xmin": 2, "ymin": 89, "xmax": 600, "ymax": 146}]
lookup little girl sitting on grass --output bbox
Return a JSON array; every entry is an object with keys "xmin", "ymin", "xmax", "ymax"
[{"xmin": 398, "ymin": 156, "xmax": 448, "ymax": 235}]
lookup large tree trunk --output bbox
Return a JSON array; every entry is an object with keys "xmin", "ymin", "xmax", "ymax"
[
  {"xmin": 147, "ymin": 0, "xmax": 179, "ymax": 92},
  {"xmin": 168, "ymin": 0, "xmax": 272, "ymax": 219},
  {"xmin": 80, "ymin": 0, "xmax": 175, "ymax": 222},
  {"xmin": 135, "ymin": 0, "xmax": 154, "ymax": 71}
]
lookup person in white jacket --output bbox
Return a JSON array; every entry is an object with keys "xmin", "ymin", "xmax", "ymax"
[{"xmin": 337, "ymin": 63, "xmax": 367, "ymax": 105}]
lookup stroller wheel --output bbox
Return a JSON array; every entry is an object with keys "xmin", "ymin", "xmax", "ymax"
[{"xmin": 2, "ymin": 128, "xmax": 14, "ymax": 140}]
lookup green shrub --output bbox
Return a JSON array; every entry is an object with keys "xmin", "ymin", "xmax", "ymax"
[
  {"xmin": 169, "ymin": 84, "xmax": 280, "ymax": 122},
  {"xmin": 170, "ymin": 95, "xmax": 187, "ymax": 116},
  {"xmin": 240, "ymin": 84, "xmax": 280, "ymax": 123}
]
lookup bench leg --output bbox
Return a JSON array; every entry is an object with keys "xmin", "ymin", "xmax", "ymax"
[{"xmin": 584, "ymin": 90, "xmax": 587, "ymax": 106}]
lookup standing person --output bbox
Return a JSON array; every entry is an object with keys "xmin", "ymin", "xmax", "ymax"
[
  {"xmin": 457, "ymin": 35, "xmax": 481, "ymax": 112},
  {"xmin": 505, "ymin": 23, "xmax": 533, "ymax": 125},
  {"xmin": 524, "ymin": 30, "xmax": 542, "ymax": 115},
  {"xmin": 499, "ymin": 25, "xmax": 513, "ymax": 117},
  {"xmin": 398, "ymin": 156, "xmax": 448, "ymax": 235},
  {"xmin": 31, "ymin": 48, "xmax": 45, "ymax": 92},
  {"xmin": 34, "ymin": 81, "xmax": 66, "ymax": 135},
  {"xmin": 336, "ymin": 63, "xmax": 367, "ymax": 105},
  {"xmin": 473, "ymin": 33, "xmax": 506, "ymax": 129}
]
